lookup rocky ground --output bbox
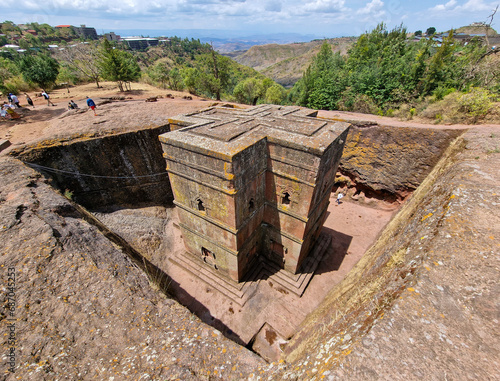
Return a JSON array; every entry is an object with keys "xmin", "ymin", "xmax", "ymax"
[
  {"xmin": 0, "ymin": 157, "xmax": 265, "ymax": 380},
  {"xmin": 0, "ymin": 84, "xmax": 499, "ymax": 380},
  {"xmin": 281, "ymin": 125, "xmax": 500, "ymax": 380},
  {"xmin": 1, "ymin": 82, "xmax": 215, "ymax": 152}
]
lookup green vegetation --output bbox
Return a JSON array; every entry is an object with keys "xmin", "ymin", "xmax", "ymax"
[
  {"xmin": 98, "ymin": 39, "xmax": 141, "ymax": 91},
  {"xmin": 141, "ymin": 37, "xmax": 280, "ymax": 103},
  {"xmin": 291, "ymin": 23, "xmax": 500, "ymax": 122},
  {"xmin": 2, "ymin": 19, "xmax": 499, "ymax": 122},
  {"xmin": 17, "ymin": 53, "xmax": 60, "ymax": 89},
  {"xmin": 233, "ymin": 77, "xmax": 278, "ymax": 105},
  {"xmin": 1, "ymin": 27, "xmax": 279, "ymax": 102}
]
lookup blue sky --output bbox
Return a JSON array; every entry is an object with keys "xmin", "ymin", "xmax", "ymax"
[{"xmin": 3, "ymin": 0, "xmax": 499, "ymax": 38}]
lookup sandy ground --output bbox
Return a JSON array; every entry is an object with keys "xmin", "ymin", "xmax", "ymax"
[{"xmin": 1, "ymin": 82, "xmax": 216, "ymax": 151}]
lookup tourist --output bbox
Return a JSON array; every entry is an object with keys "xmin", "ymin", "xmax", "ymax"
[
  {"xmin": 2, "ymin": 103, "xmax": 21, "ymax": 119},
  {"xmin": 336, "ymin": 192, "xmax": 344, "ymax": 205},
  {"xmin": 68, "ymin": 99, "xmax": 79, "ymax": 110},
  {"xmin": 9, "ymin": 93, "xmax": 20, "ymax": 108},
  {"xmin": 41, "ymin": 90, "xmax": 55, "ymax": 106},
  {"xmin": 25, "ymin": 93, "xmax": 34, "ymax": 108},
  {"xmin": 86, "ymin": 96, "xmax": 97, "ymax": 116}
]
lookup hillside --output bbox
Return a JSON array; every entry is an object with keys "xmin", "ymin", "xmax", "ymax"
[
  {"xmin": 454, "ymin": 25, "xmax": 498, "ymax": 35},
  {"xmin": 228, "ymin": 37, "xmax": 356, "ymax": 87}
]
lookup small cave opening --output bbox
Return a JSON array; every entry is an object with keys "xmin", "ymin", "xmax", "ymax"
[
  {"xmin": 197, "ymin": 198, "xmax": 205, "ymax": 212},
  {"xmin": 281, "ymin": 192, "xmax": 291, "ymax": 205},
  {"xmin": 248, "ymin": 198, "xmax": 255, "ymax": 212}
]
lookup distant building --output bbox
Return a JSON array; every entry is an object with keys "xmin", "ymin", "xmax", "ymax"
[
  {"xmin": 0, "ymin": 44, "xmax": 25, "ymax": 54},
  {"xmin": 122, "ymin": 37, "xmax": 159, "ymax": 50},
  {"xmin": 74, "ymin": 25, "xmax": 98, "ymax": 40},
  {"xmin": 26, "ymin": 30, "xmax": 37, "ymax": 36},
  {"xmin": 104, "ymin": 32, "xmax": 120, "ymax": 42},
  {"xmin": 56, "ymin": 25, "xmax": 98, "ymax": 40}
]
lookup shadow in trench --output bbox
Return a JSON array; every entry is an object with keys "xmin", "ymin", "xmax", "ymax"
[{"xmin": 314, "ymin": 226, "xmax": 352, "ymax": 275}]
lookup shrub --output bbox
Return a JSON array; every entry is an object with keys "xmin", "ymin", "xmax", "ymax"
[
  {"xmin": 458, "ymin": 87, "xmax": 493, "ymax": 122},
  {"xmin": 338, "ymin": 89, "xmax": 378, "ymax": 114},
  {"xmin": 350, "ymin": 93, "xmax": 379, "ymax": 114},
  {"xmin": 431, "ymin": 86, "xmax": 456, "ymax": 101},
  {"xmin": 420, "ymin": 91, "xmax": 461, "ymax": 123},
  {"xmin": 2, "ymin": 75, "xmax": 31, "ymax": 94}
]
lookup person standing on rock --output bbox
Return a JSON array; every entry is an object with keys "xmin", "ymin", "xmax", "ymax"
[
  {"xmin": 25, "ymin": 93, "xmax": 34, "ymax": 108},
  {"xmin": 86, "ymin": 96, "xmax": 97, "ymax": 116},
  {"xmin": 336, "ymin": 193, "xmax": 344, "ymax": 205},
  {"xmin": 41, "ymin": 90, "xmax": 55, "ymax": 106}
]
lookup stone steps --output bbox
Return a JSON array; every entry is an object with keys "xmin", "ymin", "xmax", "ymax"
[
  {"xmin": 169, "ymin": 252, "xmax": 257, "ymax": 306},
  {"xmin": 169, "ymin": 232, "xmax": 331, "ymax": 305},
  {"xmin": 260, "ymin": 232, "xmax": 331, "ymax": 297}
]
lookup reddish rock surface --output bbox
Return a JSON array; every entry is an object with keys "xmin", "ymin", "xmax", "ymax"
[{"xmin": 1, "ymin": 85, "xmax": 499, "ymax": 380}]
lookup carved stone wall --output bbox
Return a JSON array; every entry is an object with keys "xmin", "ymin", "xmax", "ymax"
[{"xmin": 160, "ymin": 105, "xmax": 350, "ymax": 282}]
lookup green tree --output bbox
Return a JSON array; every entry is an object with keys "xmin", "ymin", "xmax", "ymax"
[
  {"xmin": 426, "ymin": 27, "xmax": 436, "ymax": 36},
  {"xmin": 148, "ymin": 61, "xmax": 169, "ymax": 88},
  {"xmin": 181, "ymin": 67, "xmax": 200, "ymax": 94},
  {"xmin": 17, "ymin": 53, "xmax": 59, "ymax": 89},
  {"xmin": 422, "ymin": 30, "xmax": 456, "ymax": 95},
  {"xmin": 98, "ymin": 39, "xmax": 141, "ymax": 91},
  {"xmin": 56, "ymin": 42, "xmax": 102, "ymax": 88},
  {"xmin": 265, "ymin": 84, "xmax": 285, "ymax": 105},
  {"xmin": 194, "ymin": 50, "xmax": 231, "ymax": 100},
  {"xmin": 18, "ymin": 38, "xmax": 30, "ymax": 49},
  {"xmin": 56, "ymin": 64, "xmax": 80, "ymax": 87},
  {"xmin": 345, "ymin": 24, "xmax": 419, "ymax": 105},
  {"xmin": 168, "ymin": 68, "xmax": 184, "ymax": 91},
  {"xmin": 294, "ymin": 41, "xmax": 345, "ymax": 109},
  {"xmin": 0, "ymin": 57, "xmax": 20, "ymax": 93},
  {"xmin": 414, "ymin": 30, "xmax": 422, "ymax": 37},
  {"xmin": 233, "ymin": 77, "xmax": 265, "ymax": 105}
]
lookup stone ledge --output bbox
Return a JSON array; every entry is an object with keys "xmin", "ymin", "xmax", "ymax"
[{"xmin": 0, "ymin": 139, "xmax": 11, "ymax": 153}]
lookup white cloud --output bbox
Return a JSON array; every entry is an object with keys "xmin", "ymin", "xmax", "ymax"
[
  {"xmin": 357, "ymin": 0, "xmax": 385, "ymax": 15},
  {"xmin": 430, "ymin": 0, "xmax": 458, "ymax": 12},
  {"xmin": 8, "ymin": 0, "xmax": 499, "ymax": 37},
  {"xmin": 429, "ymin": 0, "xmax": 497, "ymax": 13},
  {"xmin": 302, "ymin": 0, "xmax": 346, "ymax": 13}
]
